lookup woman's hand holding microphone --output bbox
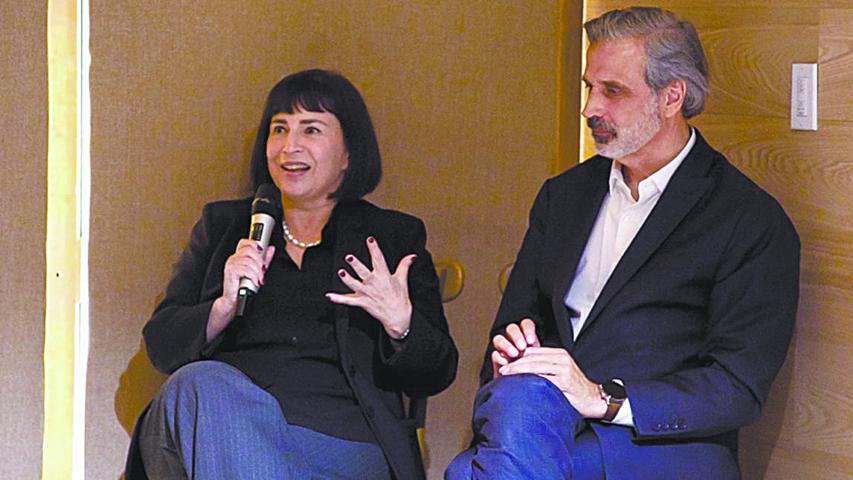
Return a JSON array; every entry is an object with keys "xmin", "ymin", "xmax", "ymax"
[{"xmin": 207, "ymin": 240, "xmax": 276, "ymax": 342}]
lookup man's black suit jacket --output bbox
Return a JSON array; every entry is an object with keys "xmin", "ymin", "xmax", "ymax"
[{"xmin": 482, "ymin": 130, "xmax": 800, "ymax": 477}]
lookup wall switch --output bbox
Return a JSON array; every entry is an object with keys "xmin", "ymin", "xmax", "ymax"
[{"xmin": 791, "ymin": 63, "xmax": 818, "ymax": 131}]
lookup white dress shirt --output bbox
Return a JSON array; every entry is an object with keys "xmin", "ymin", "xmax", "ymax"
[{"xmin": 564, "ymin": 128, "xmax": 696, "ymax": 426}]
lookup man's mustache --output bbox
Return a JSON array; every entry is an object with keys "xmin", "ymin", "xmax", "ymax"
[
  {"xmin": 587, "ymin": 116, "xmax": 615, "ymax": 138},
  {"xmin": 587, "ymin": 116, "xmax": 607, "ymax": 130}
]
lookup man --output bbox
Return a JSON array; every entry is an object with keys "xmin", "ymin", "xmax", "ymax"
[{"xmin": 447, "ymin": 7, "xmax": 799, "ymax": 479}]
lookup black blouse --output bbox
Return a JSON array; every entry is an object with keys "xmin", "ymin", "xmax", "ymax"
[{"xmin": 214, "ymin": 211, "xmax": 375, "ymax": 443}]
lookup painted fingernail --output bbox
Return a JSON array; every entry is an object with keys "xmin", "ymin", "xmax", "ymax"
[
  {"xmin": 346, "ymin": 255, "xmax": 354, "ymax": 263},
  {"xmin": 367, "ymin": 236, "xmax": 375, "ymax": 244},
  {"xmin": 338, "ymin": 269, "xmax": 346, "ymax": 277}
]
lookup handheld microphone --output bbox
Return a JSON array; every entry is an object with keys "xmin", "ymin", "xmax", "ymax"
[{"xmin": 236, "ymin": 183, "xmax": 282, "ymax": 317}]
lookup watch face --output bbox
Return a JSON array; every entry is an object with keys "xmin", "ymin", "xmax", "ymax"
[{"xmin": 603, "ymin": 381, "xmax": 627, "ymax": 400}]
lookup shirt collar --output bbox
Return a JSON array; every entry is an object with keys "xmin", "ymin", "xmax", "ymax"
[{"xmin": 608, "ymin": 127, "xmax": 696, "ymax": 199}]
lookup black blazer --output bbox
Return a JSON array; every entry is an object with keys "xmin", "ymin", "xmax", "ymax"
[
  {"xmin": 127, "ymin": 198, "xmax": 458, "ymax": 480},
  {"xmin": 483, "ymin": 131, "xmax": 800, "ymax": 477}
]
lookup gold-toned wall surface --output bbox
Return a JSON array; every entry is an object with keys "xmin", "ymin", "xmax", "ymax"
[
  {"xmin": 585, "ymin": 1, "xmax": 853, "ymax": 478},
  {"xmin": 0, "ymin": 3, "xmax": 47, "ymax": 479},
  {"xmin": 88, "ymin": 2, "xmax": 566, "ymax": 478}
]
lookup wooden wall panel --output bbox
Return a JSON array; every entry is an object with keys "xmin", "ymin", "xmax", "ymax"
[
  {"xmin": 587, "ymin": 2, "xmax": 853, "ymax": 478},
  {"xmin": 820, "ymin": 9, "xmax": 853, "ymax": 121},
  {"xmin": 0, "ymin": 3, "xmax": 47, "ymax": 479}
]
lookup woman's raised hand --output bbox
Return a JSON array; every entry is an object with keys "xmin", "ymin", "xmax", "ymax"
[{"xmin": 326, "ymin": 236, "xmax": 415, "ymax": 340}]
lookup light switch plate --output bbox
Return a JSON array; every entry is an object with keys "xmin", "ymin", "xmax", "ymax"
[{"xmin": 791, "ymin": 63, "xmax": 818, "ymax": 131}]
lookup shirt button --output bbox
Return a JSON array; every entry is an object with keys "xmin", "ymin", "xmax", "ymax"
[{"xmin": 290, "ymin": 336, "xmax": 298, "ymax": 346}]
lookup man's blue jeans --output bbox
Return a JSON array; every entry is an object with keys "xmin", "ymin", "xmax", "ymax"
[
  {"xmin": 138, "ymin": 360, "xmax": 390, "ymax": 479},
  {"xmin": 446, "ymin": 374, "xmax": 605, "ymax": 480}
]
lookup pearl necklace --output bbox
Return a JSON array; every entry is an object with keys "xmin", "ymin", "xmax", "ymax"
[{"xmin": 282, "ymin": 219, "xmax": 321, "ymax": 249}]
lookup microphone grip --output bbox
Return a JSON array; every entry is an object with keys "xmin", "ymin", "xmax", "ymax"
[
  {"xmin": 235, "ymin": 212, "xmax": 276, "ymax": 317},
  {"xmin": 236, "ymin": 288, "xmax": 251, "ymax": 317}
]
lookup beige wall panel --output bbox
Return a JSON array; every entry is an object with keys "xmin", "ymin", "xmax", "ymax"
[
  {"xmin": 88, "ymin": 2, "xmax": 273, "ymax": 475},
  {"xmin": 88, "ymin": 2, "xmax": 564, "ymax": 478},
  {"xmin": 0, "ymin": 3, "xmax": 47, "ymax": 479}
]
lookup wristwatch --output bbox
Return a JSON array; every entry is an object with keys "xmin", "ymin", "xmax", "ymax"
[{"xmin": 599, "ymin": 380, "xmax": 627, "ymax": 422}]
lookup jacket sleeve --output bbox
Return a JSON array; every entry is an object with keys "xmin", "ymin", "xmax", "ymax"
[
  {"xmin": 627, "ymin": 196, "xmax": 800, "ymax": 439},
  {"xmin": 143, "ymin": 203, "xmax": 222, "ymax": 374},
  {"xmin": 377, "ymin": 217, "xmax": 459, "ymax": 398}
]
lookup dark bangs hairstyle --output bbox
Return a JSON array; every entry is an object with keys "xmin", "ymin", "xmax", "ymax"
[{"xmin": 250, "ymin": 69, "xmax": 382, "ymax": 201}]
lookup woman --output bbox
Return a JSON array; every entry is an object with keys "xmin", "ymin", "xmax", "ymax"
[{"xmin": 126, "ymin": 69, "xmax": 458, "ymax": 479}]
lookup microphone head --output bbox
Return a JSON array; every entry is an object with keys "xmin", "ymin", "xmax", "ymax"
[{"xmin": 252, "ymin": 184, "xmax": 282, "ymax": 220}]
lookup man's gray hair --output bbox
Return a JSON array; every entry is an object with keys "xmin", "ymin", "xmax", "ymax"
[{"xmin": 584, "ymin": 7, "xmax": 709, "ymax": 118}]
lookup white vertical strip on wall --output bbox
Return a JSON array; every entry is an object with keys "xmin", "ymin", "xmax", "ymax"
[{"xmin": 73, "ymin": 0, "xmax": 90, "ymax": 478}]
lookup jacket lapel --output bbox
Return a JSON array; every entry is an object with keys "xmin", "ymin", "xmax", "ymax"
[
  {"xmin": 550, "ymin": 160, "xmax": 610, "ymax": 349},
  {"xmin": 329, "ymin": 202, "xmax": 367, "ymax": 350},
  {"xmin": 576, "ymin": 133, "xmax": 718, "ymax": 338}
]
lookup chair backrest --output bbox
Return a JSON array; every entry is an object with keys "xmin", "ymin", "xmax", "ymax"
[
  {"xmin": 498, "ymin": 262, "xmax": 513, "ymax": 293},
  {"xmin": 434, "ymin": 258, "xmax": 464, "ymax": 302}
]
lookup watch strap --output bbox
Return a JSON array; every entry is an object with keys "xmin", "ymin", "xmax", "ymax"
[
  {"xmin": 599, "ymin": 381, "xmax": 627, "ymax": 422},
  {"xmin": 603, "ymin": 398, "xmax": 623, "ymax": 422}
]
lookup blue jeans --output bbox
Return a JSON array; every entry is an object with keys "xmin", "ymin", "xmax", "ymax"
[
  {"xmin": 445, "ymin": 374, "xmax": 604, "ymax": 480},
  {"xmin": 138, "ymin": 361, "xmax": 390, "ymax": 480}
]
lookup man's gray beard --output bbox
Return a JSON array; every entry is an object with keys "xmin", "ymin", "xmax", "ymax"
[{"xmin": 594, "ymin": 95, "xmax": 662, "ymax": 160}]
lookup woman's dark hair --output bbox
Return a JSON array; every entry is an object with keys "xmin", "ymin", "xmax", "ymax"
[{"xmin": 250, "ymin": 69, "xmax": 382, "ymax": 201}]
